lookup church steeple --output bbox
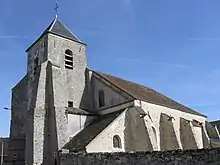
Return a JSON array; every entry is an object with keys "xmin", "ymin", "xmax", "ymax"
[
  {"xmin": 45, "ymin": 18, "xmax": 82, "ymax": 43},
  {"xmin": 25, "ymin": 13, "xmax": 87, "ymax": 165},
  {"xmin": 26, "ymin": 17, "xmax": 85, "ymax": 52}
]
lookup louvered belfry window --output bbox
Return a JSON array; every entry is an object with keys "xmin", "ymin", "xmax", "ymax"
[{"xmin": 65, "ymin": 49, "xmax": 73, "ymax": 69}]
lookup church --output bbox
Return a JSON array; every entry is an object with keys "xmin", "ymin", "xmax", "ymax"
[{"xmin": 1, "ymin": 15, "xmax": 220, "ymax": 165}]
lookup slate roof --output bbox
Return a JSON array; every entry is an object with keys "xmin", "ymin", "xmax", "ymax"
[
  {"xmin": 95, "ymin": 71, "xmax": 206, "ymax": 117},
  {"xmin": 63, "ymin": 110, "xmax": 125, "ymax": 152},
  {"xmin": 26, "ymin": 17, "xmax": 85, "ymax": 52}
]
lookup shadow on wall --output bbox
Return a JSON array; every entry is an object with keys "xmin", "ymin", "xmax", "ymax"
[
  {"xmin": 43, "ymin": 62, "xmax": 59, "ymax": 165},
  {"xmin": 180, "ymin": 118, "xmax": 197, "ymax": 150},
  {"xmin": 124, "ymin": 107, "xmax": 153, "ymax": 151},
  {"xmin": 79, "ymin": 68, "xmax": 96, "ymax": 127},
  {"xmin": 79, "ymin": 68, "xmax": 92, "ymax": 111},
  {"xmin": 159, "ymin": 113, "xmax": 179, "ymax": 151}
]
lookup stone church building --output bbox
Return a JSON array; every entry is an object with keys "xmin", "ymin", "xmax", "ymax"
[{"xmin": 1, "ymin": 16, "xmax": 220, "ymax": 165}]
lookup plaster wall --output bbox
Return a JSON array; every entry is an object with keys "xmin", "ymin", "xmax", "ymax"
[
  {"xmin": 135, "ymin": 100, "xmax": 207, "ymax": 150},
  {"xmin": 193, "ymin": 126, "xmax": 203, "ymax": 149},
  {"xmin": 90, "ymin": 76, "xmax": 132, "ymax": 110},
  {"xmin": 47, "ymin": 34, "xmax": 87, "ymax": 108},
  {"xmin": 10, "ymin": 76, "xmax": 28, "ymax": 138},
  {"xmin": 86, "ymin": 111, "xmax": 126, "ymax": 153},
  {"xmin": 67, "ymin": 114, "xmax": 87, "ymax": 139}
]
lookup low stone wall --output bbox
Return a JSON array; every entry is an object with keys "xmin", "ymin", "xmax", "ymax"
[{"xmin": 59, "ymin": 148, "xmax": 220, "ymax": 165}]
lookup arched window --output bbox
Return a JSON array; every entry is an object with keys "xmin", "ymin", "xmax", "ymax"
[
  {"xmin": 152, "ymin": 126, "xmax": 157, "ymax": 144},
  {"xmin": 113, "ymin": 135, "xmax": 122, "ymax": 148},
  {"xmin": 65, "ymin": 49, "xmax": 73, "ymax": 69},
  {"xmin": 65, "ymin": 49, "xmax": 73, "ymax": 55},
  {"xmin": 98, "ymin": 90, "xmax": 105, "ymax": 107}
]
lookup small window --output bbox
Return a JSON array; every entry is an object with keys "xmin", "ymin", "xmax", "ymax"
[
  {"xmin": 34, "ymin": 57, "xmax": 39, "ymax": 74},
  {"xmin": 113, "ymin": 135, "xmax": 122, "ymax": 148},
  {"xmin": 98, "ymin": 90, "xmax": 105, "ymax": 107},
  {"xmin": 68, "ymin": 101, "xmax": 73, "ymax": 107},
  {"xmin": 65, "ymin": 49, "xmax": 73, "ymax": 69}
]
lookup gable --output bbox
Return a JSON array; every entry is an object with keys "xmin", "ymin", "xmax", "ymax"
[{"xmin": 90, "ymin": 73, "xmax": 134, "ymax": 110}]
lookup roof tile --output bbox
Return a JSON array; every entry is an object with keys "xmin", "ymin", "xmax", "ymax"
[{"xmin": 95, "ymin": 71, "xmax": 206, "ymax": 117}]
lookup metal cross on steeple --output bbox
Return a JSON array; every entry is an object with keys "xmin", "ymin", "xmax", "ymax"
[{"xmin": 54, "ymin": 1, "xmax": 59, "ymax": 18}]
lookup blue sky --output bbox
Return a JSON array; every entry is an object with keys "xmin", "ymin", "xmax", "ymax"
[{"xmin": 1, "ymin": 0, "xmax": 220, "ymax": 137}]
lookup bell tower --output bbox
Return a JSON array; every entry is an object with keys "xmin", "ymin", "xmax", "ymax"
[{"xmin": 25, "ymin": 16, "xmax": 87, "ymax": 165}]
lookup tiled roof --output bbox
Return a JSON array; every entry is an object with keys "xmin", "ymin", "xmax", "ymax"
[
  {"xmin": 95, "ymin": 71, "xmax": 206, "ymax": 117},
  {"xmin": 63, "ymin": 110, "xmax": 125, "ymax": 152}
]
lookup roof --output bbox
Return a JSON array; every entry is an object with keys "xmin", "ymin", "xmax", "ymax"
[
  {"xmin": 63, "ymin": 110, "xmax": 125, "ymax": 152},
  {"xmin": 94, "ymin": 71, "xmax": 206, "ymax": 117},
  {"xmin": 66, "ymin": 107, "xmax": 99, "ymax": 116},
  {"xmin": 26, "ymin": 17, "xmax": 85, "ymax": 52}
]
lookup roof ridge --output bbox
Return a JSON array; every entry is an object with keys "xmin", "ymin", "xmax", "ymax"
[
  {"xmin": 93, "ymin": 70, "xmax": 206, "ymax": 118},
  {"xmin": 93, "ymin": 71, "xmax": 135, "ymax": 99},
  {"xmin": 55, "ymin": 18, "xmax": 82, "ymax": 42},
  {"xmin": 26, "ymin": 17, "xmax": 86, "ymax": 52},
  {"xmin": 48, "ymin": 17, "xmax": 57, "ymax": 31}
]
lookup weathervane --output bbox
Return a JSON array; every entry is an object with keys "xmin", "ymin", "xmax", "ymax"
[{"xmin": 54, "ymin": 1, "xmax": 59, "ymax": 18}]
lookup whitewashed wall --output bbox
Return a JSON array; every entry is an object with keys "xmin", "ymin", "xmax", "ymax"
[
  {"xmin": 86, "ymin": 111, "xmax": 126, "ymax": 153},
  {"xmin": 67, "ymin": 114, "xmax": 88, "ymax": 139},
  {"xmin": 135, "ymin": 100, "xmax": 208, "ymax": 150},
  {"xmin": 84, "ymin": 100, "xmax": 208, "ymax": 153}
]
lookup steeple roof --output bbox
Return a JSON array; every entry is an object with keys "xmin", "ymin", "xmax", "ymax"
[{"xmin": 26, "ymin": 17, "xmax": 85, "ymax": 52}]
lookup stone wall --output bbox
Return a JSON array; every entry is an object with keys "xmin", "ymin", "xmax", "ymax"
[
  {"xmin": 137, "ymin": 101, "xmax": 208, "ymax": 150},
  {"xmin": 10, "ymin": 75, "xmax": 28, "ymax": 138},
  {"xmin": 59, "ymin": 148, "xmax": 220, "ymax": 165},
  {"xmin": 2, "ymin": 138, "xmax": 25, "ymax": 165},
  {"xmin": 90, "ymin": 73, "xmax": 133, "ymax": 111}
]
